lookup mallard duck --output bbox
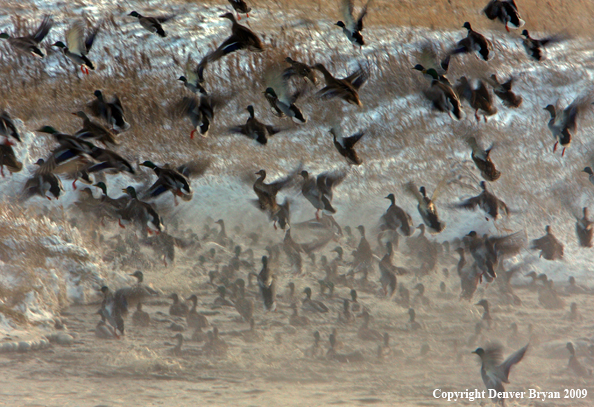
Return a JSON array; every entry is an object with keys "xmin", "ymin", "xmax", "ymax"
[
  {"xmin": 358, "ymin": 311, "xmax": 383, "ymax": 341},
  {"xmin": 132, "ymin": 303, "xmax": 150, "ymax": 327},
  {"xmin": 0, "ymin": 15, "xmax": 53, "ymax": 58},
  {"xmin": 86, "ymin": 146, "xmax": 135, "ymax": 175},
  {"xmin": 0, "ymin": 111, "xmax": 21, "ymax": 142},
  {"xmin": 452, "ymin": 22, "xmax": 492, "ymax": 61},
  {"xmin": 455, "ymin": 181, "xmax": 508, "ymax": 220},
  {"xmin": 312, "ymin": 63, "xmax": 368, "ymax": 106},
  {"xmin": 177, "ymin": 95, "xmax": 218, "ymax": 139},
  {"xmin": 455, "ymin": 77, "xmax": 497, "ymax": 122},
  {"xmin": 379, "ymin": 242, "xmax": 397, "ymax": 298},
  {"xmin": 338, "ymin": 299, "xmax": 355, "ymax": 324},
  {"xmin": 521, "ymin": 30, "xmax": 563, "ymax": 61},
  {"xmin": 228, "ymin": 0, "xmax": 251, "ymax": 20},
  {"xmin": 405, "ymin": 181, "xmax": 445, "ymax": 233},
  {"xmin": 302, "ymin": 287, "xmax": 329, "ymax": 313},
  {"xmin": 178, "ymin": 59, "xmax": 208, "ymax": 95},
  {"xmin": 99, "ymin": 286, "xmax": 125, "ymax": 337},
  {"xmin": 118, "ymin": 186, "xmax": 163, "ymax": 234},
  {"xmin": 214, "ymin": 285, "xmax": 235, "ymax": 307},
  {"xmin": 0, "ymin": 140, "xmax": 22, "ymax": 177},
  {"xmin": 20, "ymin": 159, "xmax": 64, "ymax": 201},
  {"xmin": 567, "ymin": 342, "xmax": 591, "ymax": 377},
  {"xmin": 351, "ymin": 225, "xmax": 373, "ymax": 275},
  {"xmin": 264, "ymin": 68, "xmax": 306, "ymax": 123},
  {"xmin": 234, "ymin": 279, "xmax": 254, "ymax": 322},
  {"xmin": 168, "ymin": 293, "xmax": 188, "ymax": 317},
  {"xmin": 128, "ymin": 11, "xmax": 173, "ymax": 37},
  {"xmin": 53, "ymin": 21, "xmax": 99, "ymax": 74},
  {"xmin": 186, "ymin": 294, "xmax": 209, "ymax": 329},
  {"xmin": 203, "ymin": 327, "xmax": 228, "ymax": 356},
  {"xmin": 289, "ymin": 303, "xmax": 310, "ymax": 326},
  {"xmin": 197, "ymin": 13, "xmax": 264, "ymax": 82},
  {"xmin": 91, "ymin": 181, "xmax": 129, "ymax": 218},
  {"xmin": 229, "ymin": 105, "xmax": 280, "ymax": 145},
  {"xmin": 73, "ymin": 111, "xmax": 118, "ymax": 146},
  {"xmin": 257, "ymin": 256, "xmax": 276, "ymax": 311},
  {"xmin": 544, "ymin": 96, "xmax": 591, "ymax": 157},
  {"xmin": 335, "ymin": 0, "xmax": 370, "ymax": 47},
  {"xmin": 115, "ymin": 270, "xmax": 158, "ymax": 314},
  {"xmin": 330, "ymin": 126, "xmax": 364, "ymax": 165},
  {"xmin": 412, "ymin": 44, "xmax": 451, "ymax": 85},
  {"xmin": 486, "ymin": 75, "xmax": 522, "ymax": 108},
  {"xmin": 140, "ymin": 160, "xmax": 199, "ymax": 205},
  {"xmin": 96, "ymin": 311, "xmax": 118, "ymax": 339},
  {"xmin": 576, "ymin": 207, "xmax": 593, "ymax": 248},
  {"xmin": 483, "ymin": 0, "xmax": 524, "ymax": 31},
  {"xmin": 253, "ymin": 167, "xmax": 299, "ymax": 214},
  {"xmin": 87, "ymin": 90, "xmax": 130, "ymax": 132},
  {"xmin": 381, "ymin": 194, "xmax": 413, "ymax": 236},
  {"xmin": 420, "ymin": 68, "xmax": 463, "ymax": 120},
  {"xmin": 475, "ymin": 299, "xmax": 493, "ymax": 329},
  {"xmin": 530, "ymin": 225, "xmax": 563, "ymax": 260},
  {"xmin": 472, "ymin": 343, "xmax": 528, "ymax": 401},
  {"xmin": 407, "ymin": 308, "xmax": 422, "ymax": 331},
  {"xmin": 583, "ymin": 167, "xmax": 594, "ymax": 186},
  {"xmin": 466, "ymin": 136, "xmax": 501, "ymax": 181},
  {"xmin": 283, "ymin": 57, "xmax": 316, "ymax": 84},
  {"xmin": 568, "ymin": 302, "xmax": 583, "ymax": 323},
  {"xmin": 300, "ymin": 170, "xmax": 345, "ymax": 220}
]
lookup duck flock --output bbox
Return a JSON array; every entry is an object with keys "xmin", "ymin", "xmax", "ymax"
[{"xmin": 2, "ymin": 0, "xmax": 594, "ymax": 401}]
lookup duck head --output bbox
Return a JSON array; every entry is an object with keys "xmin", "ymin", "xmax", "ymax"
[
  {"xmin": 335, "ymin": 21, "xmax": 346, "ymax": 28},
  {"xmin": 462, "ymin": 22, "xmax": 472, "ymax": 30},
  {"xmin": 583, "ymin": 167, "xmax": 593, "ymax": 175},
  {"xmin": 0, "ymin": 33, "xmax": 10, "ymax": 39},
  {"xmin": 140, "ymin": 160, "xmax": 157, "ymax": 169},
  {"xmin": 128, "ymin": 11, "xmax": 141, "ymax": 18},
  {"xmin": 52, "ymin": 41, "xmax": 67, "ymax": 49},
  {"xmin": 521, "ymin": 29, "xmax": 529, "ymax": 38},
  {"xmin": 122, "ymin": 186, "xmax": 138, "ymax": 198},
  {"xmin": 246, "ymin": 105, "xmax": 255, "ymax": 118},
  {"xmin": 385, "ymin": 193, "xmax": 396, "ymax": 204},
  {"xmin": 93, "ymin": 182, "xmax": 107, "ymax": 195},
  {"xmin": 130, "ymin": 270, "xmax": 144, "ymax": 282},
  {"xmin": 93, "ymin": 90, "xmax": 104, "ymax": 99}
]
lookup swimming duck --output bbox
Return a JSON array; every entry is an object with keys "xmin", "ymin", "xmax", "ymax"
[
  {"xmin": 456, "ymin": 248, "xmax": 481, "ymax": 301},
  {"xmin": 567, "ymin": 342, "xmax": 591, "ymax": 377},
  {"xmin": 168, "ymin": 293, "xmax": 189, "ymax": 317},
  {"xmin": 0, "ymin": 111, "xmax": 21, "ymax": 143},
  {"xmin": 177, "ymin": 95, "xmax": 218, "ymax": 139},
  {"xmin": 264, "ymin": 68, "xmax": 307, "ymax": 123},
  {"xmin": 0, "ymin": 139, "xmax": 22, "ymax": 177},
  {"xmin": 73, "ymin": 111, "xmax": 118, "ymax": 146},
  {"xmin": 350, "ymin": 289, "xmax": 362, "ymax": 313},
  {"xmin": 521, "ymin": 30, "xmax": 563, "ymax": 61},
  {"xmin": 118, "ymin": 186, "xmax": 162, "ymax": 235},
  {"xmin": 379, "ymin": 242, "xmax": 398, "ymax": 298},
  {"xmin": 452, "ymin": 22, "xmax": 492, "ymax": 61},
  {"xmin": 307, "ymin": 331, "xmax": 323, "ymax": 358},
  {"xmin": 483, "ymin": 0, "xmax": 524, "ymax": 31},
  {"xmin": 568, "ymin": 302, "xmax": 583, "ymax": 323},
  {"xmin": 132, "ymin": 303, "xmax": 150, "ymax": 327},
  {"xmin": 530, "ymin": 225, "xmax": 563, "ymax": 260},
  {"xmin": 228, "ymin": 0, "xmax": 251, "ymax": 20},
  {"xmin": 330, "ymin": 126, "xmax": 365, "ymax": 165},
  {"xmin": 335, "ymin": 0, "xmax": 370, "ymax": 47},
  {"xmin": 338, "ymin": 299, "xmax": 355, "ymax": 324},
  {"xmin": 455, "ymin": 77, "xmax": 497, "ymax": 122},
  {"xmin": 283, "ymin": 57, "xmax": 316, "ymax": 84},
  {"xmin": 0, "ymin": 15, "xmax": 53, "ymax": 58},
  {"xmin": 140, "ymin": 160, "xmax": 196, "ymax": 205},
  {"xmin": 300, "ymin": 170, "xmax": 345, "ymax": 219},
  {"xmin": 203, "ymin": 327, "xmax": 228, "ymax": 356},
  {"xmin": 186, "ymin": 294, "xmax": 209, "ymax": 329},
  {"xmin": 538, "ymin": 278, "xmax": 565, "ymax": 310},
  {"xmin": 99, "ymin": 286, "xmax": 125, "ymax": 337},
  {"xmin": 575, "ymin": 207, "xmax": 593, "ymax": 248},
  {"xmin": 465, "ymin": 137, "xmax": 501, "ymax": 182},
  {"xmin": 234, "ymin": 279, "xmax": 255, "ymax": 322},
  {"xmin": 407, "ymin": 308, "xmax": 422, "ymax": 331},
  {"xmin": 214, "ymin": 285, "xmax": 235, "ymax": 307},
  {"xmin": 566, "ymin": 276, "xmax": 588, "ymax": 295},
  {"xmin": 405, "ymin": 181, "xmax": 445, "ymax": 233},
  {"xmin": 476, "ymin": 299, "xmax": 493, "ymax": 329},
  {"xmin": 544, "ymin": 96, "xmax": 590, "ymax": 157},
  {"xmin": 455, "ymin": 181, "xmax": 508, "ymax": 220},
  {"xmin": 583, "ymin": 167, "xmax": 594, "ymax": 186},
  {"xmin": 302, "ymin": 287, "xmax": 329, "ymax": 313},
  {"xmin": 472, "ymin": 343, "xmax": 528, "ymax": 401},
  {"xmin": 197, "ymin": 13, "xmax": 264, "ymax": 82},
  {"xmin": 350, "ymin": 225, "xmax": 373, "ymax": 275},
  {"xmin": 87, "ymin": 90, "xmax": 130, "ymax": 132},
  {"xmin": 290, "ymin": 303, "xmax": 310, "ymax": 326},
  {"xmin": 128, "ymin": 11, "xmax": 173, "ymax": 37},
  {"xmin": 420, "ymin": 68, "xmax": 463, "ymax": 120},
  {"xmin": 229, "ymin": 105, "xmax": 280, "ymax": 145},
  {"xmin": 358, "ymin": 311, "xmax": 383, "ymax": 341},
  {"xmin": 486, "ymin": 75, "xmax": 522, "ymax": 108},
  {"xmin": 257, "ymin": 256, "xmax": 276, "ymax": 311},
  {"xmin": 20, "ymin": 159, "xmax": 64, "ymax": 201},
  {"xmin": 115, "ymin": 270, "xmax": 158, "ymax": 313},
  {"xmin": 381, "ymin": 194, "xmax": 413, "ymax": 236},
  {"xmin": 312, "ymin": 63, "xmax": 368, "ymax": 106},
  {"xmin": 53, "ymin": 21, "xmax": 99, "ymax": 74}
]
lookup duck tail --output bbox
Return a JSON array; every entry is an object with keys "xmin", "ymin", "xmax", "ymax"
[
  {"xmin": 322, "ymin": 195, "xmax": 336, "ymax": 213},
  {"xmin": 156, "ymin": 27, "xmax": 166, "ymax": 37}
]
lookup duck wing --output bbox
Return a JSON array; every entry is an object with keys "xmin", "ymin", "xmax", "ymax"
[
  {"xmin": 31, "ymin": 15, "xmax": 53, "ymax": 44},
  {"xmin": 344, "ymin": 66, "xmax": 369, "ymax": 90}
]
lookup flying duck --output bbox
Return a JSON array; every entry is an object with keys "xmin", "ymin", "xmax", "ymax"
[
  {"xmin": 264, "ymin": 68, "xmax": 307, "ymax": 123},
  {"xmin": 0, "ymin": 111, "xmax": 21, "ymax": 143},
  {"xmin": 486, "ymin": 75, "xmax": 522, "ymax": 108},
  {"xmin": 177, "ymin": 95, "xmax": 218, "ymax": 139},
  {"xmin": 420, "ymin": 68, "xmax": 464, "ymax": 120},
  {"xmin": 521, "ymin": 30, "xmax": 563, "ymax": 61},
  {"xmin": 466, "ymin": 137, "xmax": 501, "ymax": 181},
  {"xmin": 140, "ymin": 160, "xmax": 208, "ymax": 205},
  {"xmin": 283, "ymin": 57, "xmax": 317, "ymax": 84},
  {"xmin": 228, "ymin": 0, "xmax": 251, "ymax": 20},
  {"xmin": 87, "ymin": 90, "xmax": 130, "ymax": 132},
  {"xmin": 229, "ymin": 105, "xmax": 280, "ymax": 145},
  {"xmin": 530, "ymin": 225, "xmax": 563, "ymax": 260},
  {"xmin": 53, "ymin": 21, "xmax": 99, "ymax": 74},
  {"xmin": 455, "ymin": 181, "xmax": 509, "ymax": 220},
  {"xmin": 455, "ymin": 77, "xmax": 497, "ymax": 122},
  {"xmin": 300, "ymin": 170, "xmax": 345, "ymax": 220},
  {"xmin": 335, "ymin": 0, "xmax": 370, "ymax": 47},
  {"xmin": 0, "ymin": 139, "xmax": 22, "ymax": 177},
  {"xmin": 483, "ymin": 0, "xmax": 524, "ymax": 32},
  {"xmin": 405, "ymin": 181, "xmax": 445, "ymax": 233},
  {"xmin": 544, "ymin": 96, "xmax": 591, "ymax": 157},
  {"xmin": 452, "ymin": 22, "xmax": 492, "ymax": 61},
  {"xmin": 312, "ymin": 63, "xmax": 369, "ymax": 106},
  {"xmin": 128, "ymin": 11, "xmax": 173, "ymax": 37},
  {"xmin": 118, "ymin": 186, "xmax": 163, "ymax": 235},
  {"xmin": 73, "ymin": 111, "xmax": 118, "ymax": 146},
  {"xmin": 330, "ymin": 126, "xmax": 365, "ymax": 165},
  {"xmin": 0, "ymin": 15, "xmax": 53, "ymax": 58}
]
